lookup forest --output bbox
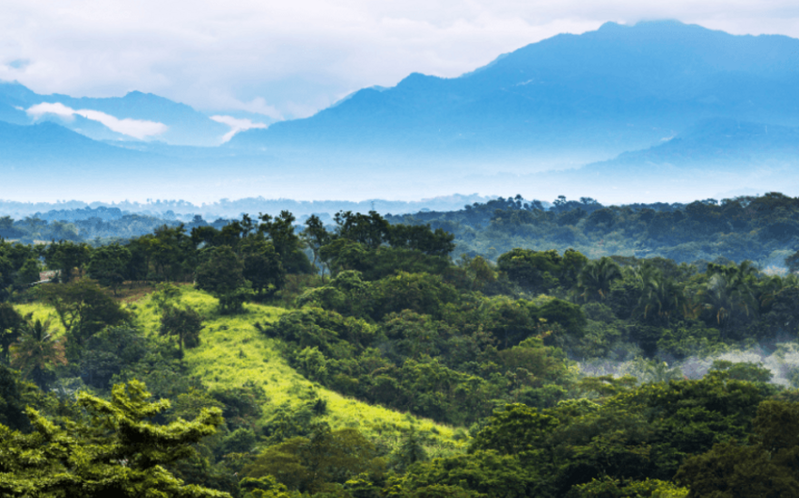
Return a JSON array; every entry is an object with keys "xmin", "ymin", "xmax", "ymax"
[{"xmin": 3, "ymin": 194, "xmax": 799, "ymax": 497}]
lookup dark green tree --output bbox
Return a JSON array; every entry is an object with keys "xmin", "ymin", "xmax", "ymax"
[
  {"xmin": 42, "ymin": 240, "xmax": 91, "ymax": 282},
  {"xmin": 40, "ymin": 279, "xmax": 129, "ymax": 355},
  {"xmin": 302, "ymin": 214, "xmax": 332, "ymax": 277},
  {"xmin": 87, "ymin": 243, "xmax": 132, "ymax": 294},
  {"xmin": 13, "ymin": 258, "xmax": 41, "ymax": 289},
  {"xmin": 145, "ymin": 224, "xmax": 195, "ymax": 282},
  {"xmin": 9, "ymin": 316, "xmax": 66, "ymax": 389},
  {"xmin": 259, "ymin": 211, "xmax": 311, "ymax": 274},
  {"xmin": 240, "ymin": 237, "xmax": 285, "ymax": 299},
  {"xmin": 576, "ymin": 257, "xmax": 622, "ymax": 302},
  {"xmin": 0, "ymin": 303, "xmax": 22, "ymax": 365},
  {"xmin": 160, "ymin": 305, "xmax": 204, "ymax": 356},
  {"xmin": 195, "ymin": 245, "xmax": 249, "ymax": 314}
]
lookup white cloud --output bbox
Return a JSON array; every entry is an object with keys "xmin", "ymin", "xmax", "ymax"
[
  {"xmin": 210, "ymin": 115, "xmax": 268, "ymax": 142},
  {"xmin": 3, "ymin": 1, "xmax": 799, "ymax": 119},
  {"xmin": 27, "ymin": 102, "xmax": 76, "ymax": 121},
  {"xmin": 27, "ymin": 102, "xmax": 168, "ymax": 139}
]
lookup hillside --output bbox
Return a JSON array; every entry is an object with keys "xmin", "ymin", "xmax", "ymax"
[{"xmin": 130, "ymin": 287, "xmax": 465, "ymax": 456}]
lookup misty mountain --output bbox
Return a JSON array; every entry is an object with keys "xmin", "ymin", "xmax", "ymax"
[
  {"xmin": 508, "ymin": 118, "xmax": 799, "ymax": 202},
  {"xmin": 0, "ymin": 81, "xmax": 229, "ymax": 146},
  {"xmin": 0, "ymin": 120, "xmax": 152, "ymax": 165},
  {"xmin": 0, "ymin": 120, "xmax": 197, "ymax": 202},
  {"xmin": 229, "ymin": 20, "xmax": 799, "ymax": 167},
  {"xmin": 588, "ymin": 119, "xmax": 799, "ymax": 172},
  {"xmin": 4, "ymin": 20, "xmax": 799, "ymax": 203}
]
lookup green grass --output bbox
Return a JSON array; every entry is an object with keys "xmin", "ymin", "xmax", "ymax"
[
  {"xmin": 14, "ymin": 302, "xmax": 66, "ymax": 336},
  {"xmin": 132, "ymin": 287, "xmax": 467, "ymax": 456}
]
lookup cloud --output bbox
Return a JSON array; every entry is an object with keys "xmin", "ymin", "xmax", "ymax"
[
  {"xmin": 3, "ymin": 1, "xmax": 799, "ymax": 119},
  {"xmin": 27, "ymin": 102, "xmax": 76, "ymax": 121},
  {"xmin": 26, "ymin": 102, "xmax": 168, "ymax": 139},
  {"xmin": 210, "ymin": 115, "xmax": 268, "ymax": 142}
]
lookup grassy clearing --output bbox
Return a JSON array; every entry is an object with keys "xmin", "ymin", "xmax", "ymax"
[
  {"xmin": 14, "ymin": 302, "xmax": 66, "ymax": 336},
  {"xmin": 132, "ymin": 287, "xmax": 467, "ymax": 456}
]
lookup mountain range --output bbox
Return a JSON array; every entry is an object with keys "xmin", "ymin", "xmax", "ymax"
[
  {"xmin": 0, "ymin": 81, "xmax": 230, "ymax": 146},
  {"xmin": 2, "ymin": 20, "xmax": 799, "ymax": 203}
]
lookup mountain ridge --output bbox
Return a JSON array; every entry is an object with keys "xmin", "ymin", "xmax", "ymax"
[
  {"xmin": 3, "ymin": 20, "xmax": 799, "ymax": 202},
  {"xmin": 229, "ymin": 20, "xmax": 799, "ymax": 162},
  {"xmin": 0, "ymin": 81, "xmax": 230, "ymax": 146}
]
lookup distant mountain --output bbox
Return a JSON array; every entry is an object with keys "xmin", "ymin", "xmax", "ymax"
[
  {"xmin": 508, "ymin": 119, "xmax": 799, "ymax": 203},
  {"xmin": 0, "ymin": 120, "xmax": 167, "ymax": 171},
  {"xmin": 0, "ymin": 81, "xmax": 229, "ymax": 146},
  {"xmin": 4, "ymin": 20, "xmax": 799, "ymax": 203},
  {"xmin": 0, "ymin": 120, "xmax": 198, "ymax": 201},
  {"xmin": 229, "ymin": 20, "xmax": 799, "ymax": 169},
  {"xmin": 588, "ymin": 119, "xmax": 799, "ymax": 172}
]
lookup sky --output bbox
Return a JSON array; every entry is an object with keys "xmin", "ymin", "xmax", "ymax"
[{"xmin": 2, "ymin": 1, "xmax": 799, "ymax": 123}]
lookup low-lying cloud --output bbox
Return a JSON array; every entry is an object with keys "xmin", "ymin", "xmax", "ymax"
[
  {"xmin": 210, "ymin": 115, "xmax": 268, "ymax": 142},
  {"xmin": 26, "ymin": 102, "xmax": 167, "ymax": 140}
]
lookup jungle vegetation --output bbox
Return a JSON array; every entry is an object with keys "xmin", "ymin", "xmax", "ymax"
[{"xmin": 2, "ymin": 195, "xmax": 799, "ymax": 496}]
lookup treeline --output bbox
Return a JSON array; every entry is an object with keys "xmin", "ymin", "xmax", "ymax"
[
  {"xmin": 388, "ymin": 192, "xmax": 799, "ymax": 265},
  {"xmin": 7, "ymin": 191, "xmax": 799, "ymax": 266},
  {"xmin": 0, "ymin": 211, "xmax": 223, "ymax": 244}
]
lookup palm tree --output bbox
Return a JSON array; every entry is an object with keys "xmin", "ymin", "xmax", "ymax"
[
  {"xmin": 575, "ymin": 257, "xmax": 622, "ymax": 302},
  {"xmin": 635, "ymin": 265, "xmax": 684, "ymax": 326},
  {"xmin": 701, "ymin": 261, "xmax": 760, "ymax": 338},
  {"xmin": 10, "ymin": 316, "xmax": 67, "ymax": 389}
]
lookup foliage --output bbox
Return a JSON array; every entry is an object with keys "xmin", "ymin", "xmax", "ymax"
[
  {"xmin": 244, "ymin": 424, "xmax": 379, "ymax": 494},
  {"xmin": 9, "ymin": 315, "xmax": 66, "ymax": 389},
  {"xmin": 0, "ymin": 380, "xmax": 229, "ymax": 498},
  {"xmin": 161, "ymin": 305, "xmax": 204, "ymax": 355},
  {"xmin": 5, "ymin": 198, "xmax": 799, "ymax": 497},
  {"xmin": 196, "ymin": 245, "xmax": 250, "ymax": 314},
  {"xmin": 39, "ymin": 279, "xmax": 129, "ymax": 356}
]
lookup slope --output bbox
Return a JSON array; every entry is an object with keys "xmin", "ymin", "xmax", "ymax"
[{"xmin": 131, "ymin": 288, "xmax": 466, "ymax": 457}]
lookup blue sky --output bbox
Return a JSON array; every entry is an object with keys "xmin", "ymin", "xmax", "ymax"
[{"xmin": 2, "ymin": 0, "xmax": 799, "ymax": 122}]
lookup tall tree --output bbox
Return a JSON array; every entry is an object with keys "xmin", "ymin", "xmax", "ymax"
[
  {"xmin": 9, "ymin": 316, "xmax": 66, "ymax": 389},
  {"xmin": 259, "ymin": 211, "xmax": 311, "ymax": 274},
  {"xmin": 195, "ymin": 245, "xmax": 249, "ymax": 314},
  {"xmin": 160, "ymin": 305, "xmax": 204, "ymax": 356},
  {"xmin": 240, "ymin": 237, "xmax": 285, "ymax": 299},
  {"xmin": 146, "ymin": 224, "xmax": 194, "ymax": 282},
  {"xmin": 0, "ymin": 303, "xmax": 22, "ymax": 365},
  {"xmin": 575, "ymin": 257, "xmax": 622, "ymax": 302},
  {"xmin": 42, "ymin": 240, "xmax": 91, "ymax": 282},
  {"xmin": 635, "ymin": 264, "xmax": 684, "ymax": 326},
  {"xmin": 87, "ymin": 243, "xmax": 132, "ymax": 294},
  {"xmin": 40, "ymin": 279, "xmax": 129, "ymax": 356},
  {"xmin": 302, "ymin": 214, "xmax": 331, "ymax": 277}
]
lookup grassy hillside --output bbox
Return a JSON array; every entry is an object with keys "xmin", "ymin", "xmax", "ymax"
[{"xmin": 127, "ymin": 286, "xmax": 466, "ymax": 457}]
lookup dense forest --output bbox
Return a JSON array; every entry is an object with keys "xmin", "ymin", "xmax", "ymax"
[
  {"xmin": 7, "ymin": 192, "xmax": 799, "ymax": 270},
  {"xmin": 388, "ymin": 192, "xmax": 799, "ymax": 268},
  {"xmin": 3, "ymin": 194, "xmax": 799, "ymax": 496}
]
